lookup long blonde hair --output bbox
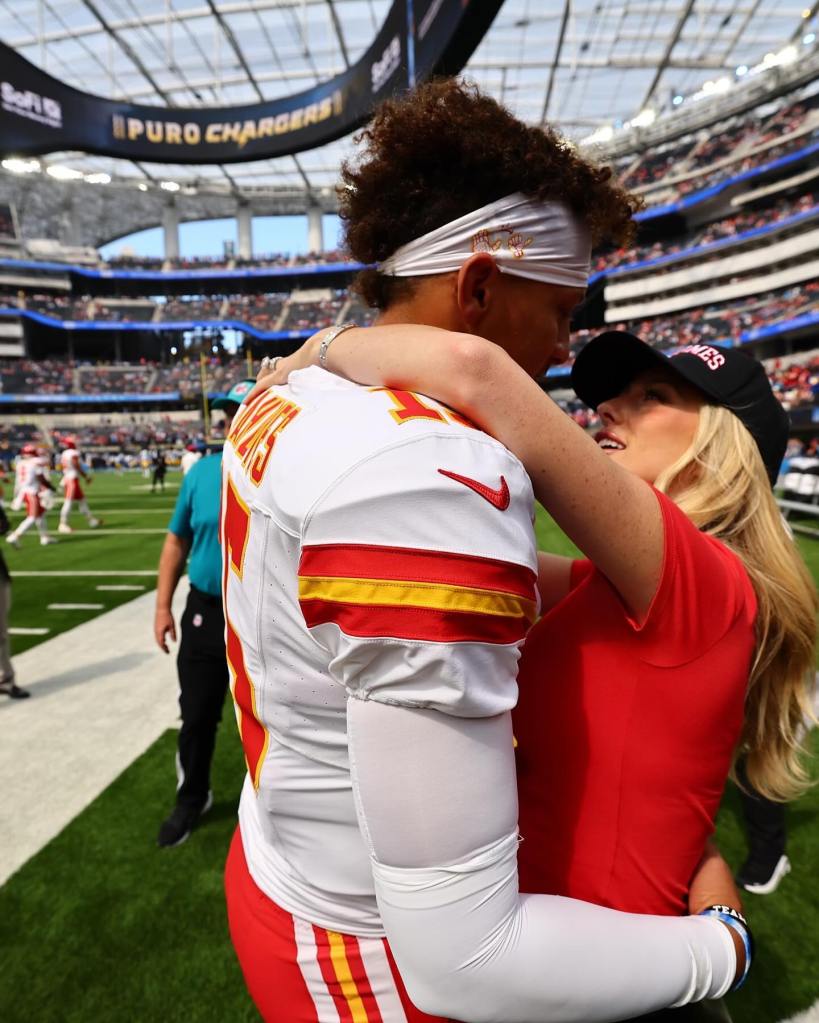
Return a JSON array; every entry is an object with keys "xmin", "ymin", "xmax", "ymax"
[{"xmin": 654, "ymin": 404, "xmax": 817, "ymax": 801}]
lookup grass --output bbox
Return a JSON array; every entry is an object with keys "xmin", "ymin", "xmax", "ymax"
[
  {"xmin": 4, "ymin": 472, "xmax": 174, "ymax": 653},
  {"xmin": 0, "ymin": 726, "xmax": 255, "ymax": 1023},
  {"xmin": 0, "ymin": 488, "xmax": 816, "ymax": 1022}
]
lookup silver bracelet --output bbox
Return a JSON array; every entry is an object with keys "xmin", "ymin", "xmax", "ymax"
[
  {"xmin": 318, "ymin": 321, "xmax": 358, "ymax": 369},
  {"xmin": 260, "ymin": 355, "xmax": 282, "ymax": 373}
]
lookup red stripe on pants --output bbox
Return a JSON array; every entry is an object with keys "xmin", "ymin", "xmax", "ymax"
[
  {"xmin": 312, "ymin": 925, "xmax": 356, "ymax": 1023},
  {"xmin": 224, "ymin": 826, "xmax": 451, "ymax": 1023}
]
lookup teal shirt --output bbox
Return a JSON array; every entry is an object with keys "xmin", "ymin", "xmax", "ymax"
[{"xmin": 168, "ymin": 452, "xmax": 223, "ymax": 597}]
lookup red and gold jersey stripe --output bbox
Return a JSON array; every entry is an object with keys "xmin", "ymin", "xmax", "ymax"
[{"xmin": 299, "ymin": 543, "xmax": 536, "ymax": 645}]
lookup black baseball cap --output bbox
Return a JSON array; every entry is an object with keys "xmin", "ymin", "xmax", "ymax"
[{"xmin": 571, "ymin": 331, "xmax": 790, "ymax": 486}]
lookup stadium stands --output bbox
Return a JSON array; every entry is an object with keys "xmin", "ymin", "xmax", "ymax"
[
  {"xmin": 0, "ymin": 72, "xmax": 817, "ymax": 459},
  {"xmin": 622, "ymin": 85, "xmax": 819, "ymax": 206},
  {"xmin": 225, "ymin": 294, "xmax": 286, "ymax": 331},
  {"xmin": 279, "ymin": 290, "xmax": 347, "ymax": 331},
  {"xmin": 595, "ymin": 188, "xmax": 819, "ymax": 273}
]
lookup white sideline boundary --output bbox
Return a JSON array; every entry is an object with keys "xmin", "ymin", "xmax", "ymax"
[
  {"xmin": 781, "ymin": 1000, "xmax": 819, "ymax": 1023},
  {"xmin": 0, "ymin": 581, "xmax": 189, "ymax": 887}
]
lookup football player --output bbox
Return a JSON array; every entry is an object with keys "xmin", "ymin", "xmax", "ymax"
[
  {"xmin": 6, "ymin": 444, "xmax": 56, "ymax": 547},
  {"xmin": 58, "ymin": 438, "xmax": 100, "ymax": 534},
  {"xmin": 219, "ymin": 80, "xmax": 746, "ymax": 1023}
]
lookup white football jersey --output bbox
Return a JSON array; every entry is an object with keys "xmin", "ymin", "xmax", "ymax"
[
  {"xmin": 61, "ymin": 449, "xmax": 80, "ymax": 480},
  {"xmin": 180, "ymin": 450, "xmax": 201, "ymax": 475},
  {"xmin": 221, "ymin": 367, "xmax": 538, "ymax": 936},
  {"xmin": 18, "ymin": 457, "xmax": 45, "ymax": 495}
]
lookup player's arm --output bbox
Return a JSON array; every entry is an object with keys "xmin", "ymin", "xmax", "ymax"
[
  {"xmin": 302, "ymin": 439, "xmax": 742, "ymax": 1023},
  {"xmin": 536, "ymin": 551, "xmax": 573, "ymax": 612}
]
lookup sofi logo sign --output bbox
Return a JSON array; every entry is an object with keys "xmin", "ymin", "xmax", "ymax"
[
  {"xmin": 1, "ymin": 81, "xmax": 62, "ymax": 128},
  {"xmin": 371, "ymin": 36, "xmax": 401, "ymax": 93}
]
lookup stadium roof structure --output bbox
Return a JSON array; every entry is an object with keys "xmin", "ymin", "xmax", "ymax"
[{"xmin": 1, "ymin": 0, "xmax": 817, "ymax": 203}]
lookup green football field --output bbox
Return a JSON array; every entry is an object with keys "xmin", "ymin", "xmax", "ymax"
[{"xmin": 0, "ymin": 471, "xmax": 817, "ymax": 1022}]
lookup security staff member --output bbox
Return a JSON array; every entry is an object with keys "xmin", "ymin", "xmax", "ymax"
[{"xmin": 153, "ymin": 379, "xmax": 254, "ymax": 847}]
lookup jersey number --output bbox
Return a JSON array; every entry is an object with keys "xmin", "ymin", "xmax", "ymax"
[
  {"xmin": 375, "ymin": 388, "xmax": 476, "ymax": 430},
  {"xmin": 222, "ymin": 475, "xmax": 269, "ymax": 788}
]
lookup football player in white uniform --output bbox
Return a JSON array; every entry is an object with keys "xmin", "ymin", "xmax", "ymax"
[
  {"xmin": 6, "ymin": 444, "xmax": 56, "ymax": 547},
  {"xmin": 219, "ymin": 81, "xmax": 746, "ymax": 1023},
  {"xmin": 58, "ymin": 438, "xmax": 100, "ymax": 534}
]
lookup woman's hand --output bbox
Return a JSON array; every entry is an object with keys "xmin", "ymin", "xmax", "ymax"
[
  {"xmin": 260, "ymin": 332, "xmax": 323, "ymax": 383},
  {"xmin": 687, "ymin": 839, "xmax": 743, "ymax": 916},
  {"xmin": 243, "ymin": 327, "xmax": 344, "ymax": 406},
  {"xmin": 688, "ymin": 838, "xmax": 747, "ymax": 989}
]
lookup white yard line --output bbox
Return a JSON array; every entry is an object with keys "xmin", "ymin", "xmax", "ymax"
[
  {"xmin": 11, "ymin": 570, "xmax": 157, "ymax": 577},
  {"xmin": 61, "ymin": 508, "xmax": 173, "ymax": 514},
  {"xmin": 11, "ymin": 507, "xmax": 174, "ymax": 514},
  {"xmin": 129, "ymin": 484, "xmax": 179, "ymax": 491},
  {"xmin": 0, "ymin": 581, "xmax": 189, "ymax": 886},
  {"xmin": 48, "ymin": 603, "xmax": 104, "ymax": 610},
  {"xmin": 48, "ymin": 528, "xmax": 167, "ymax": 535},
  {"xmin": 9, "ymin": 627, "xmax": 50, "ymax": 636},
  {"xmin": 96, "ymin": 584, "xmax": 146, "ymax": 592}
]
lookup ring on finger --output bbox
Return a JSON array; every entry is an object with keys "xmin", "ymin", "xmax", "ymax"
[{"xmin": 260, "ymin": 355, "xmax": 282, "ymax": 373}]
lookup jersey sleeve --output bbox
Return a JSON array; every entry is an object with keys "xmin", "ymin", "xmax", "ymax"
[
  {"xmin": 167, "ymin": 471, "xmax": 194, "ymax": 540},
  {"xmin": 632, "ymin": 489, "xmax": 757, "ymax": 666},
  {"xmin": 298, "ymin": 432, "xmax": 538, "ymax": 717}
]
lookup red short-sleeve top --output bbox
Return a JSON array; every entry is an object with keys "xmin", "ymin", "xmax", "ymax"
[{"xmin": 514, "ymin": 490, "xmax": 757, "ymax": 915}]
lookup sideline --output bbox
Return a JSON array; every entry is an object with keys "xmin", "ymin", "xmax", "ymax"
[
  {"xmin": 782, "ymin": 1001, "xmax": 819, "ymax": 1023},
  {"xmin": 0, "ymin": 581, "xmax": 189, "ymax": 886}
]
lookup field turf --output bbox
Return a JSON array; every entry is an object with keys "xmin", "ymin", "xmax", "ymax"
[
  {"xmin": 3, "ymin": 472, "xmax": 175, "ymax": 653},
  {"xmin": 0, "ymin": 475, "xmax": 817, "ymax": 1022}
]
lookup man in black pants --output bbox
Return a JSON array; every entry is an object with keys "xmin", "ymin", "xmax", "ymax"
[
  {"xmin": 151, "ymin": 449, "xmax": 167, "ymax": 493},
  {"xmin": 152, "ymin": 380, "xmax": 254, "ymax": 847},
  {"xmin": 735, "ymin": 759, "xmax": 790, "ymax": 895}
]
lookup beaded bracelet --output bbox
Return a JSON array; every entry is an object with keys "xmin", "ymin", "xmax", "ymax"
[{"xmin": 698, "ymin": 905, "xmax": 754, "ymax": 991}]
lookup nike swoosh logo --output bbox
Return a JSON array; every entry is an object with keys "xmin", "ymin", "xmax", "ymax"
[{"xmin": 438, "ymin": 469, "xmax": 510, "ymax": 510}]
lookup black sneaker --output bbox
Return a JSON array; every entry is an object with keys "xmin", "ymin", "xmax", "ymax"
[
  {"xmin": 157, "ymin": 791, "xmax": 213, "ymax": 848},
  {"xmin": 736, "ymin": 853, "xmax": 791, "ymax": 894},
  {"xmin": 0, "ymin": 681, "xmax": 30, "ymax": 699}
]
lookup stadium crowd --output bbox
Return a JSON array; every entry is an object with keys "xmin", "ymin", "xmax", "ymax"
[
  {"xmin": 765, "ymin": 350, "xmax": 819, "ymax": 409},
  {"xmin": 104, "ymin": 248, "xmax": 350, "ymax": 272},
  {"xmin": 594, "ymin": 188, "xmax": 819, "ymax": 273},
  {"xmin": 623, "ymin": 92, "xmax": 819, "ymax": 204}
]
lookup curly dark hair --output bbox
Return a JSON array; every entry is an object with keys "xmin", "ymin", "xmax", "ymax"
[{"xmin": 339, "ymin": 78, "xmax": 643, "ymax": 309}]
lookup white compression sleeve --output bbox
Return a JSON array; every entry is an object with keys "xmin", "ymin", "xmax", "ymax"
[{"xmin": 347, "ymin": 699, "xmax": 736, "ymax": 1023}]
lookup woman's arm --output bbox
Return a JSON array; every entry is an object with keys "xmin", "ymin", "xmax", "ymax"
[
  {"xmin": 264, "ymin": 327, "xmax": 664, "ymax": 620},
  {"xmin": 537, "ymin": 552, "xmax": 574, "ymax": 612}
]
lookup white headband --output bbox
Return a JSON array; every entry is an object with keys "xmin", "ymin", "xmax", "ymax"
[{"xmin": 380, "ymin": 192, "xmax": 591, "ymax": 287}]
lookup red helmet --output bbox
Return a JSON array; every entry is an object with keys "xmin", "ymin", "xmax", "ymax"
[
  {"xmin": 63, "ymin": 437, "xmax": 76, "ymax": 449},
  {"xmin": 21, "ymin": 443, "xmax": 36, "ymax": 456}
]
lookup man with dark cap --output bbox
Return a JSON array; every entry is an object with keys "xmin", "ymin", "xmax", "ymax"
[{"xmin": 153, "ymin": 378, "xmax": 254, "ymax": 847}]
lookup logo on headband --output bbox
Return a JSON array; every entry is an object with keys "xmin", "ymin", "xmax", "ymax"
[{"xmin": 471, "ymin": 225, "xmax": 534, "ymax": 260}]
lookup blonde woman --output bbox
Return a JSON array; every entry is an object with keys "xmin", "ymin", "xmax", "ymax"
[{"xmin": 259, "ymin": 326, "xmax": 816, "ymax": 931}]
